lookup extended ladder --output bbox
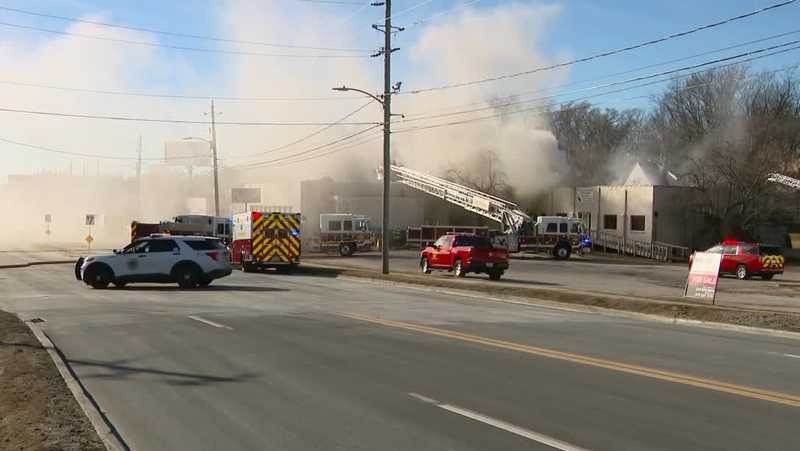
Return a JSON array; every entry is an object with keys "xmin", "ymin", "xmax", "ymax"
[
  {"xmin": 768, "ymin": 173, "xmax": 800, "ymax": 190},
  {"xmin": 388, "ymin": 165, "xmax": 531, "ymax": 234}
]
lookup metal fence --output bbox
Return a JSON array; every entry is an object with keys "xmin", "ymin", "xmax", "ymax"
[{"xmin": 594, "ymin": 231, "xmax": 690, "ymax": 262}]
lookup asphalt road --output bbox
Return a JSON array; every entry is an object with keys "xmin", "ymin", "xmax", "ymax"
[
  {"xmin": 2, "ymin": 264, "xmax": 800, "ymax": 450},
  {"xmin": 305, "ymin": 251, "xmax": 800, "ymax": 313}
]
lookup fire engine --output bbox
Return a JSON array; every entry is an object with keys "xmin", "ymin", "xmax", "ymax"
[
  {"xmin": 130, "ymin": 215, "xmax": 232, "ymax": 243},
  {"xmin": 231, "ymin": 211, "xmax": 301, "ymax": 273},
  {"xmin": 318, "ymin": 213, "xmax": 375, "ymax": 256},
  {"xmin": 385, "ymin": 165, "xmax": 590, "ymax": 258}
]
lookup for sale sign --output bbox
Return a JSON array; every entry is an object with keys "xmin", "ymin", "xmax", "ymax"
[{"xmin": 684, "ymin": 251, "xmax": 723, "ymax": 302}]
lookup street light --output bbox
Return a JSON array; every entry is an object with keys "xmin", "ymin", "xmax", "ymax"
[
  {"xmin": 332, "ymin": 85, "xmax": 391, "ymax": 274},
  {"xmin": 182, "ymin": 136, "xmax": 220, "ymax": 218}
]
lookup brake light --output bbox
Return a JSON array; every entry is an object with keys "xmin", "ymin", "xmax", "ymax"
[{"xmin": 206, "ymin": 251, "xmax": 220, "ymax": 261}]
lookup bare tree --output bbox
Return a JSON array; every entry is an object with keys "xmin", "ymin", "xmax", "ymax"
[{"xmin": 445, "ymin": 149, "xmax": 513, "ymax": 198}]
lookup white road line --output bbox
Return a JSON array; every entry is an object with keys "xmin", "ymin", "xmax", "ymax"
[
  {"xmin": 188, "ymin": 315, "xmax": 233, "ymax": 330},
  {"xmin": 784, "ymin": 353, "xmax": 800, "ymax": 359},
  {"xmin": 408, "ymin": 393, "xmax": 590, "ymax": 451}
]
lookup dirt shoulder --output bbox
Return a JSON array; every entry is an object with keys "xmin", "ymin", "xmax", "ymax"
[
  {"xmin": 300, "ymin": 265, "xmax": 800, "ymax": 334},
  {"xmin": 0, "ymin": 310, "xmax": 105, "ymax": 451}
]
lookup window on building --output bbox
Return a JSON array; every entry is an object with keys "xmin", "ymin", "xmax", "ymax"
[
  {"xmin": 603, "ymin": 215, "xmax": 617, "ymax": 230},
  {"xmin": 329, "ymin": 220, "xmax": 342, "ymax": 231},
  {"xmin": 559, "ymin": 223, "xmax": 568, "ymax": 234},
  {"xmin": 630, "ymin": 215, "xmax": 646, "ymax": 232},
  {"xmin": 343, "ymin": 220, "xmax": 353, "ymax": 231},
  {"xmin": 578, "ymin": 212, "xmax": 591, "ymax": 231},
  {"xmin": 545, "ymin": 222, "xmax": 558, "ymax": 233}
]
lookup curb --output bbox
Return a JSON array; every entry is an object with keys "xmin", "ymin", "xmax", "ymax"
[
  {"xmin": 25, "ymin": 320, "xmax": 129, "ymax": 451},
  {"xmin": 339, "ymin": 275, "xmax": 800, "ymax": 341},
  {"xmin": 0, "ymin": 260, "xmax": 75, "ymax": 269}
]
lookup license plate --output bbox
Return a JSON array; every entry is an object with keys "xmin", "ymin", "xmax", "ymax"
[{"xmin": 486, "ymin": 262, "xmax": 494, "ymax": 268}]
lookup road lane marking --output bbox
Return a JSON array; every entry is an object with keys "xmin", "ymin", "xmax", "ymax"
[
  {"xmin": 340, "ymin": 313, "xmax": 800, "ymax": 407},
  {"xmin": 785, "ymin": 353, "xmax": 800, "ymax": 359},
  {"xmin": 188, "ymin": 315, "xmax": 233, "ymax": 330},
  {"xmin": 408, "ymin": 393, "xmax": 590, "ymax": 451}
]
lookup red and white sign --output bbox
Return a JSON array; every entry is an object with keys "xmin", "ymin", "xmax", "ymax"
[{"xmin": 684, "ymin": 252, "xmax": 723, "ymax": 301}]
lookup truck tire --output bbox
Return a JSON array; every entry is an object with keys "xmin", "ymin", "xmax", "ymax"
[
  {"xmin": 761, "ymin": 273, "xmax": 774, "ymax": 281},
  {"xmin": 736, "ymin": 264, "xmax": 749, "ymax": 280},
  {"xmin": 421, "ymin": 257, "xmax": 431, "ymax": 274},
  {"xmin": 174, "ymin": 263, "xmax": 201, "ymax": 288},
  {"xmin": 83, "ymin": 264, "xmax": 112, "ymax": 289},
  {"xmin": 453, "ymin": 259, "xmax": 466, "ymax": 278},
  {"xmin": 553, "ymin": 243, "xmax": 571, "ymax": 260},
  {"xmin": 339, "ymin": 243, "xmax": 354, "ymax": 257}
]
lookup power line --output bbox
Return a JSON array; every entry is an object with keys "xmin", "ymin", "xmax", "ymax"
[
  {"xmin": 0, "ymin": 79, "xmax": 369, "ymax": 102},
  {"xmin": 403, "ymin": 0, "xmax": 798, "ymax": 94},
  {"xmin": 297, "ymin": 0, "xmax": 366, "ymax": 4},
  {"xmin": 393, "ymin": 55, "xmax": 800, "ymax": 134},
  {"xmin": 230, "ymin": 125, "xmax": 382, "ymax": 169},
  {"xmin": 382, "ymin": 0, "xmax": 438, "ymax": 23},
  {"xmin": 227, "ymin": 100, "xmax": 376, "ymax": 161},
  {"xmin": 406, "ymin": 0, "xmax": 482, "ymax": 27},
  {"xmin": 0, "ymin": 20, "xmax": 371, "ymax": 58},
  {"xmin": 0, "ymin": 136, "xmax": 185, "ymax": 160},
  {"xmin": 0, "ymin": 5, "xmax": 370, "ymax": 52},
  {"xmin": 400, "ymin": 29, "xmax": 800, "ymax": 118},
  {"xmin": 0, "ymin": 106, "xmax": 382, "ymax": 126},
  {"xmin": 399, "ymin": 40, "xmax": 800, "ymax": 123}
]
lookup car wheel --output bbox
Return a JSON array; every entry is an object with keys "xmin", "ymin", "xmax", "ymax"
[
  {"xmin": 84, "ymin": 265, "xmax": 112, "ymax": 289},
  {"xmin": 339, "ymin": 243, "xmax": 353, "ymax": 257},
  {"xmin": 761, "ymin": 273, "xmax": 774, "ymax": 281},
  {"xmin": 554, "ymin": 244, "xmax": 571, "ymax": 260},
  {"xmin": 736, "ymin": 264, "xmax": 749, "ymax": 280},
  {"xmin": 421, "ymin": 258, "xmax": 431, "ymax": 274},
  {"xmin": 113, "ymin": 281, "xmax": 127, "ymax": 288},
  {"xmin": 176, "ymin": 265, "xmax": 200, "ymax": 289},
  {"xmin": 453, "ymin": 259, "xmax": 466, "ymax": 278},
  {"xmin": 74, "ymin": 257, "xmax": 84, "ymax": 281},
  {"xmin": 198, "ymin": 278, "xmax": 212, "ymax": 287},
  {"xmin": 488, "ymin": 271, "xmax": 503, "ymax": 281}
]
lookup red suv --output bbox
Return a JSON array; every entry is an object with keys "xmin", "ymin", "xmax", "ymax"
[
  {"xmin": 420, "ymin": 234, "xmax": 509, "ymax": 280},
  {"xmin": 689, "ymin": 240, "xmax": 784, "ymax": 280}
]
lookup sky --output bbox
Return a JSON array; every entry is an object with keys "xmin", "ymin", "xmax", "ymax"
[{"xmin": 0, "ymin": 0, "xmax": 798, "ymax": 182}]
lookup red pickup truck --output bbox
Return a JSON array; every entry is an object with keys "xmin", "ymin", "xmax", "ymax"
[{"xmin": 420, "ymin": 234, "xmax": 509, "ymax": 280}]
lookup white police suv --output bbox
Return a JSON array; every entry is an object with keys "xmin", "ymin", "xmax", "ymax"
[{"xmin": 76, "ymin": 235, "xmax": 232, "ymax": 289}]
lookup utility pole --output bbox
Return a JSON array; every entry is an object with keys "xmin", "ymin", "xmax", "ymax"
[
  {"xmin": 332, "ymin": 0, "xmax": 401, "ymax": 274},
  {"xmin": 136, "ymin": 135, "xmax": 142, "ymax": 218},
  {"xmin": 210, "ymin": 99, "xmax": 221, "ymax": 217},
  {"xmin": 381, "ymin": 0, "xmax": 392, "ymax": 275}
]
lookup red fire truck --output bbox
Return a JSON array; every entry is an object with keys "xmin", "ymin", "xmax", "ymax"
[{"xmin": 231, "ymin": 211, "xmax": 301, "ymax": 273}]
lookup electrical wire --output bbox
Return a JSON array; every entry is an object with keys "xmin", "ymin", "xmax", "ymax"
[
  {"xmin": 227, "ymin": 100, "xmax": 377, "ymax": 161},
  {"xmin": 397, "ymin": 40, "xmax": 800, "ymax": 124},
  {"xmin": 0, "ymin": 80, "xmax": 369, "ymax": 102},
  {"xmin": 0, "ymin": 20, "xmax": 371, "ymax": 58},
  {"xmin": 0, "ymin": 107, "xmax": 381, "ymax": 126},
  {"xmin": 297, "ymin": 0, "xmax": 366, "ymax": 4},
  {"xmin": 403, "ymin": 0, "xmax": 798, "ymax": 94},
  {"xmin": 381, "ymin": 0, "xmax": 439, "ymax": 23},
  {"xmin": 405, "ymin": 0, "xmax": 481, "ymax": 27},
  {"xmin": 0, "ymin": 136, "xmax": 196, "ymax": 160},
  {"xmin": 230, "ymin": 125, "xmax": 382, "ymax": 169},
  {"xmin": 392, "ymin": 55, "xmax": 800, "ymax": 134},
  {"xmin": 0, "ymin": 5, "xmax": 370, "ymax": 52},
  {"xmin": 399, "ymin": 29, "xmax": 800, "ymax": 117}
]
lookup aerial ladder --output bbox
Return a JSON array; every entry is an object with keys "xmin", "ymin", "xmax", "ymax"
[
  {"xmin": 768, "ymin": 173, "xmax": 800, "ymax": 190},
  {"xmin": 385, "ymin": 164, "xmax": 531, "ymax": 251}
]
